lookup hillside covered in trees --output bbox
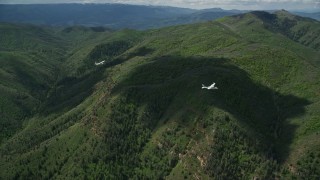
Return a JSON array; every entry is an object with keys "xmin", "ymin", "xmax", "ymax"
[{"xmin": 0, "ymin": 10, "xmax": 320, "ymax": 179}]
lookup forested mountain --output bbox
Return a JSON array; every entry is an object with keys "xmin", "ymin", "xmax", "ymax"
[{"xmin": 0, "ymin": 10, "xmax": 320, "ymax": 179}]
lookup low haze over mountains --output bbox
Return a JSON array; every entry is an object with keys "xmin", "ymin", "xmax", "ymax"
[{"xmin": 0, "ymin": 3, "xmax": 319, "ymax": 179}]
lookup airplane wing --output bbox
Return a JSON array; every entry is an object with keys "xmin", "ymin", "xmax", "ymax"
[{"xmin": 208, "ymin": 83, "xmax": 215, "ymax": 89}]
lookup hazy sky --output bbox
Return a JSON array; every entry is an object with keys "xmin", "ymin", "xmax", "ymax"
[{"xmin": 0, "ymin": 0, "xmax": 319, "ymax": 11}]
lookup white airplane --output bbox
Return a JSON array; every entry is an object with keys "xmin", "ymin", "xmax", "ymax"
[
  {"xmin": 95, "ymin": 60, "xmax": 105, "ymax": 66},
  {"xmin": 202, "ymin": 82, "xmax": 218, "ymax": 90}
]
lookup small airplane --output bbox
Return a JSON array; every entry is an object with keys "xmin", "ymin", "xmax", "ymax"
[
  {"xmin": 95, "ymin": 60, "xmax": 105, "ymax": 66},
  {"xmin": 202, "ymin": 82, "xmax": 218, "ymax": 90}
]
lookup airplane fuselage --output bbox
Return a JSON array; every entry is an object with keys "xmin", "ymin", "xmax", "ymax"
[
  {"xmin": 95, "ymin": 60, "xmax": 105, "ymax": 66},
  {"xmin": 202, "ymin": 83, "xmax": 218, "ymax": 90}
]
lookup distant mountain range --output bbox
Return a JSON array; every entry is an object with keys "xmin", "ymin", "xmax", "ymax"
[
  {"xmin": 293, "ymin": 11, "xmax": 320, "ymax": 21},
  {"xmin": 1, "ymin": 4, "xmax": 318, "ymax": 29}
]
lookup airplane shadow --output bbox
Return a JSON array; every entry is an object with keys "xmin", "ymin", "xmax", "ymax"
[{"xmin": 111, "ymin": 55, "xmax": 310, "ymax": 164}]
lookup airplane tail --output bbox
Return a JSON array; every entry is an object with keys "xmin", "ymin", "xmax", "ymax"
[{"xmin": 202, "ymin": 84, "xmax": 205, "ymax": 87}]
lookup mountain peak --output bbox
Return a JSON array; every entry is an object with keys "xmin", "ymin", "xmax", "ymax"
[{"xmin": 274, "ymin": 9, "xmax": 296, "ymax": 19}]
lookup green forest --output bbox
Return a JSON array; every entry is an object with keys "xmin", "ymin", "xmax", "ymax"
[{"xmin": 0, "ymin": 10, "xmax": 320, "ymax": 179}]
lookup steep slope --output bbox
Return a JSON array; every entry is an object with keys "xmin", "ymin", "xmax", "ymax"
[
  {"xmin": 249, "ymin": 10, "xmax": 320, "ymax": 50},
  {"xmin": 0, "ymin": 11, "xmax": 320, "ymax": 179},
  {"xmin": 0, "ymin": 23, "xmax": 65, "ymax": 141},
  {"xmin": 212, "ymin": 12, "xmax": 320, "ymax": 175},
  {"xmin": 0, "ymin": 23, "xmax": 115, "ymax": 141}
]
